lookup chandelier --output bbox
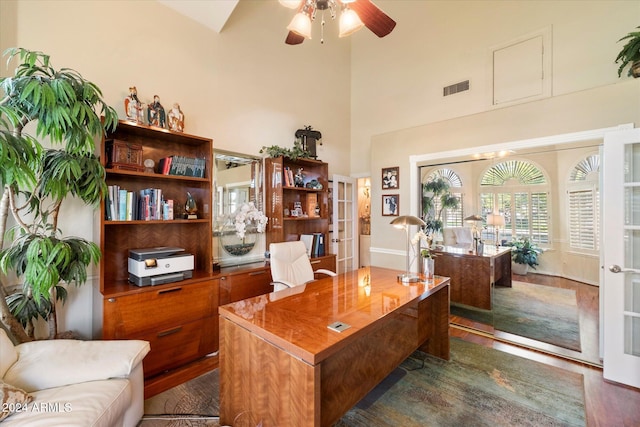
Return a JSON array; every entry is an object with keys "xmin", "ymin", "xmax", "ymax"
[{"xmin": 279, "ymin": 0, "xmax": 396, "ymax": 45}]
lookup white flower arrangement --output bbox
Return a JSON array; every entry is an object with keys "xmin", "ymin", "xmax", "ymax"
[{"xmin": 233, "ymin": 202, "xmax": 268, "ymax": 239}]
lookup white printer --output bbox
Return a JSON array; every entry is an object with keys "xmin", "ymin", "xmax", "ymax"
[{"xmin": 128, "ymin": 247, "xmax": 194, "ymax": 286}]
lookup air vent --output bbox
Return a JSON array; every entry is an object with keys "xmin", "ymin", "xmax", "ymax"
[{"xmin": 443, "ymin": 80, "xmax": 470, "ymax": 97}]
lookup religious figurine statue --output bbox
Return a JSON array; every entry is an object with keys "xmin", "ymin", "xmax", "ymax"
[
  {"xmin": 168, "ymin": 103, "xmax": 185, "ymax": 132},
  {"xmin": 147, "ymin": 95, "xmax": 166, "ymax": 128},
  {"xmin": 124, "ymin": 86, "xmax": 144, "ymax": 123}
]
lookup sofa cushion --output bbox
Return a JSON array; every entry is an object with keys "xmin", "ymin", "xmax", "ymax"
[
  {"xmin": 4, "ymin": 338, "xmax": 150, "ymax": 392},
  {"xmin": 0, "ymin": 329, "xmax": 18, "ymax": 378},
  {"xmin": 0, "ymin": 380, "xmax": 32, "ymax": 421},
  {"xmin": 1, "ymin": 378, "xmax": 131, "ymax": 427}
]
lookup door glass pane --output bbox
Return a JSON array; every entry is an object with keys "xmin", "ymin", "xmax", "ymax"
[
  {"xmin": 624, "ymin": 187, "xmax": 640, "ymax": 226},
  {"xmin": 624, "ymin": 313, "xmax": 640, "ymax": 356},
  {"xmin": 625, "ymin": 143, "xmax": 640, "ymax": 182},
  {"xmin": 625, "ymin": 230, "xmax": 640, "ymax": 270}
]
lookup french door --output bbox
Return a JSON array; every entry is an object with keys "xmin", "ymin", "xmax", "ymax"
[
  {"xmin": 602, "ymin": 128, "xmax": 640, "ymax": 388},
  {"xmin": 331, "ymin": 175, "xmax": 357, "ymax": 274}
]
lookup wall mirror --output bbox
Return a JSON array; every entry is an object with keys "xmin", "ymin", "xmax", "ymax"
[
  {"xmin": 416, "ymin": 135, "xmax": 605, "ymax": 367},
  {"xmin": 212, "ymin": 150, "xmax": 265, "ymax": 267}
]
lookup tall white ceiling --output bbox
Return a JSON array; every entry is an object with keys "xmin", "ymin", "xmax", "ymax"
[{"xmin": 157, "ymin": 0, "xmax": 239, "ymax": 33}]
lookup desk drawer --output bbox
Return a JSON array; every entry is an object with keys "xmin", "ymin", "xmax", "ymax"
[
  {"xmin": 219, "ymin": 268, "xmax": 272, "ymax": 305},
  {"xmin": 135, "ymin": 317, "xmax": 217, "ymax": 377},
  {"xmin": 104, "ymin": 280, "xmax": 216, "ymax": 337}
]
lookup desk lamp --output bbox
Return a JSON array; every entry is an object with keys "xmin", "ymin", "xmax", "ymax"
[
  {"xmin": 464, "ymin": 214, "xmax": 483, "ymax": 240},
  {"xmin": 390, "ymin": 215, "xmax": 426, "ymax": 283},
  {"xmin": 486, "ymin": 212, "xmax": 505, "ymax": 247}
]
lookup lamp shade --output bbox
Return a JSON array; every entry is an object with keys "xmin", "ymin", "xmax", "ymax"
[
  {"xmin": 486, "ymin": 213, "xmax": 505, "ymax": 227},
  {"xmin": 464, "ymin": 214, "xmax": 483, "ymax": 222},
  {"xmin": 339, "ymin": 8, "xmax": 365, "ymax": 38},
  {"xmin": 390, "ymin": 215, "xmax": 426, "ymax": 227},
  {"xmin": 287, "ymin": 12, "xmax": 312, "ymax": 39}
]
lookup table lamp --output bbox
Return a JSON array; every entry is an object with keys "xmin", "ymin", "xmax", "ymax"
[
  {"xmin": 464, "ymin": 214, "xmax": 483, "ymax": 240},
  {"xmin": 486, "ymin": 212, "xmax": 505, "ymax": 246},
  {"xmin": 390, "ymin": 215, "xmax": 426, "ymax": 283}
]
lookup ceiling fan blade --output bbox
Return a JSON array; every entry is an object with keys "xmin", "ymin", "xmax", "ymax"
[
  {"xmin": 285, "ymin": 31, "xmax": 306, "ymax": 45},
  {"xmin": 349, "ymin": 0, "xmax": 396, "ymax": 38}
]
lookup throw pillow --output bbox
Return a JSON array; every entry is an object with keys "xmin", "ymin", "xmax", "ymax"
[{"xmin": 0, "ymin": 380, "xmax": 32, "ymax": 421}]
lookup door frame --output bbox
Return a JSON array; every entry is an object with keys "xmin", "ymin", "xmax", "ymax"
[{"xmin": 408, "ymin": 123, "xmax": 634, "ymax": 361}]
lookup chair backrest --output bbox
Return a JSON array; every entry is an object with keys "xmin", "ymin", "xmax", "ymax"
[{"xmin": 269, "ymin": 241, "xmax": 315, "ymax": 288}]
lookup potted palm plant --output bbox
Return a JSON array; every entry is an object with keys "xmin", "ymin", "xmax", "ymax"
[
  {"xmin": 421, "ymin": 177, "xmax": 460, "ymax": 242},
  {"xmin": 616, "ymin": 26, "xmax": 640, "ymax": 78},
  {"xmin": 506, "ymin": 237, "xmax": 543, "ymax": 275},
  {"xmin": 0, "ymin": 48, "xmax": 117, "ymax": 342}
]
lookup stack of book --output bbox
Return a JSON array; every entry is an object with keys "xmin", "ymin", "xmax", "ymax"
[
  {"xmin": 158, "ymin": 155, "xmax": 206, "ymax": 178},
  {"xmin": 106, "ymin": 186, "xmax": 174, "ymax": 221},
  {"xmin": 283, "ymin": 167, "xmax": 295, "ymax": 187}
]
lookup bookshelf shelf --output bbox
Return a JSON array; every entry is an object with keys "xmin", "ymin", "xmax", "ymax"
[{"xmin": 99, "ymin": 120, "xmax": 217, "ymax": 391}]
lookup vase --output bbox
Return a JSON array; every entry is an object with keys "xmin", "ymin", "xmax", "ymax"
[
  {"xmin": 221, "ymin": 225, "xmax": 258, "ymax": 256},
  {"xmin": 423, "ymin": 257, "xmax": 435, "ymax": 282}
]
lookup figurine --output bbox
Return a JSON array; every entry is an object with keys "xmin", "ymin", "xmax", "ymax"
[
  {"xmin": 147, "ymin": 95, "xmax": 166, "ymax": 128},
  {"xmin": 185, "ymin": 192, "xmax": 198, "ymax": 219},
  {"xmin": 124, "ymin": 86, "xmax": 144, "ymax": 123},
  {"xmin": 168, "ymin": 103, "xmax": 185, "ymax": 132},
  {"xmin": 294, "ymin": 168, "xmax": 304, "ymax": 187}
]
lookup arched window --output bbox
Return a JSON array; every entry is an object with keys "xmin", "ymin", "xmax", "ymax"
[
  {"xmin": 479, "ymin": 160, "xmax": 550, "ymax": 245},
  {"xmin": 567, "ymin": 154, "xmax": 600, "ymax": 251},
  {"xmin": 423, "ymin": 168, "xmax": 464, "ymax": 227}
]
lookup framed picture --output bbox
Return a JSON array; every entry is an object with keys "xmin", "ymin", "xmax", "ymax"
[
  {"xmin": 382, "ymin": 194, "xmax": 399, "ymax": 216},
  {"xmin": 382, "ymin": 166, "xmax": 399, "ymax": 189}
]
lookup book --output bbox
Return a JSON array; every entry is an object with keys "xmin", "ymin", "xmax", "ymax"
[{"xmin": 299, "ymin": 234, "xmax": 315, "ymax": 257}]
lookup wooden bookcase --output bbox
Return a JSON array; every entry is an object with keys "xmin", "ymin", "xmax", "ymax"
[
  {"xmin": 99, "ymin": 120, "xmax": 217, "ymax": 395},
  {"xmin": 264, "ymin": 156, "xmax": 331, "ymax": 254}
]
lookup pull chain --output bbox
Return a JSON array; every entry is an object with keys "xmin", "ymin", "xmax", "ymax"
[{"xmin": 321, "ymin": 10, "xmax": 326, "ymax": 44}]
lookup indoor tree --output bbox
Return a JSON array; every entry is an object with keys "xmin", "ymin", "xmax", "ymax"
[
  {"xmin": 0, "ymin": 48, "xmax": 117, "ymax": 342},
  {"xmin": 421, "ymin": 177, "xmax": 460, "ymax": 237}
]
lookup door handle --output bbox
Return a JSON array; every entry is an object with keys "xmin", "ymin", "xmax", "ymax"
[{"xmin": 609, "ymin": 264, "xmax": 636, "ymax": 274}]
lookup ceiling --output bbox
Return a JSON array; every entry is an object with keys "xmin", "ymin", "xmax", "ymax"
[{"xmin": 157, "ymin": 0, "xmax": 239, "ymax": 33}]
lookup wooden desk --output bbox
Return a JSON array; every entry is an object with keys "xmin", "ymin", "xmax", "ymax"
[
  {"xmin": 219, "ymin": 267, "xmax": 450, "ymax": 427},
  {"xmin": 433, "ymin": 245, "xmax": 511, "ymax": 310}
]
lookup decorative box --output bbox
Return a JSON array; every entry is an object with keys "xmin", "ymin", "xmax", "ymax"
[{"xmin": 106, "ymin": 139, "xmax": 144, "ymax": 172}]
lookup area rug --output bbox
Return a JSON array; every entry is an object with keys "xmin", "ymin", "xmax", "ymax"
[
  {"xmin": 451, "ymin": 281, "xmax": 582, "ymax": 352},
  {"xmin": 139, "ymin": 338, "xmax": 586, "ymax": 427}
]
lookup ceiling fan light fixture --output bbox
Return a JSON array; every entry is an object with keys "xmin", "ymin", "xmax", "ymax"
[
  {"xmin": 338, "ymin": 8, "xmax": 364, "ymax": 37},
  {"xmin": 279, "ymin": 0, "xmax": 303, "ymax": 9},
  {"xmin": 287, "ymin": 12, "xmax": 313, "ymax": 39}
]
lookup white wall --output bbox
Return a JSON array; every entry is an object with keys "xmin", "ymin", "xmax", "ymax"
[{"xmin": 351, "ymin": 0, "xmax": 640, "ymax": 174}]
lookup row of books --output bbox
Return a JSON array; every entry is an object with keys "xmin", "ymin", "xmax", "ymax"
[
  {"xmin": 158, "ymin": 155, "xmax": 206, "ymax": 178},
  {"xmin": 106, "ymin": 185, "xmax": 174, "ymax": 221},
  {"xmin": 283, "ymin": 166, "xmax": 298, "ymax": 187},
  {"xmin": 299, "ymin": 233, "xmax": 326, "ymax": 257}
]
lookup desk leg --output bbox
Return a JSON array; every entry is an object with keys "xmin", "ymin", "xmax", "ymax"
[{"xmin": 418, "ymin": 284, "xmax": 450, "ymax": 360}]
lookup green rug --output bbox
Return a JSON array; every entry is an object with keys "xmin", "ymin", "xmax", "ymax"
[
  {"xmin": 140, "ymin": 338, "xmax": 586, "ymax": 427},
  {"xmin": 451, "ymin": 281, "xmax": 582, "ymax": 352}
]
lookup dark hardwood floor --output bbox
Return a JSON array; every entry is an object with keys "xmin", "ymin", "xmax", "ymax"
[{"xmin": 451, "ymin": 273, "xmax": 640, "ymax": 427}]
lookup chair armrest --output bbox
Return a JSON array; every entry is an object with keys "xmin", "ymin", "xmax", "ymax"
[
  {"xmin": 272, "ymin": 280, "xmax": 297, "ymax": 292},
  {"xmin": 4, "ymin": 339, "xmax": 150, "ymax": 393},
  {"xmin": 314, "ymin": 268, "xmax": 337, "ymax": 277}
]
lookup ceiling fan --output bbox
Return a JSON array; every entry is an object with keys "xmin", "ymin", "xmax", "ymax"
[{"xmin": 280, "ymin": 0, "xmax": 396, "ymax": 45}]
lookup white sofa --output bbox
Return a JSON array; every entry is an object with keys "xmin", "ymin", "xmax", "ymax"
[
  {"xmin": 0, "ymin": 328, "xmax": 150, "ymax": 426},
  {"xmin": 442, "ymin": 226, "xmax": 475, "ymax": 249}
]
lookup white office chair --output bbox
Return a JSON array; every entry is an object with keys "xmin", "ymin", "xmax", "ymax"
[{"xmin": 269, "ymin": 241, "xmax": 336, "ymax": 291}]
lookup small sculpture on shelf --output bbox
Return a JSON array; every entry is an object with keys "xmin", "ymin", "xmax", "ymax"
[
  {"xmin": 294, "ymin": 168, "xmax": 305, "ymax": 187},
  {"xmin": 168, "ymin": 103, "xmax": 185, "ymax": 132},
  {"xmin": 147, "ymin": 95, "xmax": 166, "ymax": 128},
  {"xmin": 185, "ymin": 192, "xmax": 198, "ymax": 219},
  {"xmin": 124, "ymin": 86, "xmax": 144, "ymax": 123}
]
